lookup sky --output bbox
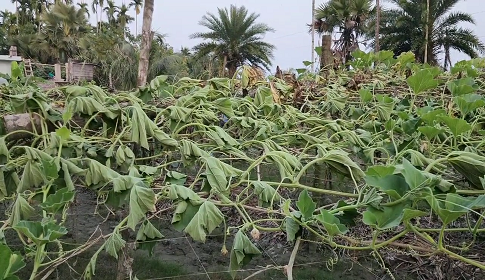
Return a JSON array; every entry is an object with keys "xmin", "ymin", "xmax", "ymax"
[{"xmin": 5, "ymin": 0, "xmax": 485, "ymax": 71}]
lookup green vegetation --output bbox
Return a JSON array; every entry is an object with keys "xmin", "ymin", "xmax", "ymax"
[
  {"xmin": 1, "ymin": 1, "xmax": 485, "ymax": 280},
  {"xmin": 1, "ymin": 50, "xmax": 485, "ymax": 279}
]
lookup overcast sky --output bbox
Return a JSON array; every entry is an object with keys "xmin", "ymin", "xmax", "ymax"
[{"xmin": 5, "ymin": 0, "xmax": 485, "ymax": 71}]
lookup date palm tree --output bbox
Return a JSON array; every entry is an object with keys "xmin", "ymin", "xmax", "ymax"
[
  {"xmin": 375, "ymin": 0, "xmax": 485, "ymax": 67},
  {"xmin": 190, "ymin": 5, "xmax": 276, "ymax": 77}
]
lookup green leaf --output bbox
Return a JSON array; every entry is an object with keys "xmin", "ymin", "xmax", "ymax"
[
  {"xmin": 171, "ymin": 201, "xmax": 200, "ymax": 231},
  {"xmin": 447, "ymin": 77, "xmax": 477, "ymax": 96},
  {"xmin": 314, "ymin": 209, "xmax": 348, "ymax": 236},
  {"xmin": 40, "ymin": 188, "xmax": 75, "ymax": 214},
  {"xmin": 184, "ymin": 201, "xmax": 224, "ymax": 243},
  {"xmin": 400, "ymin": 159, "xmax": 427, "ymax": 190},
  {"xmin": 362, "ymin": 203, "xmax": 405, "ymax": 230},
  {"xmin": 439, "ymin": 115, "xmax": 472, "ymax": 137},
  {"xmin": 229, "ymin": 230, "xmax": 261, "ymax": 279},
  {"xmin": 0, "ymin": 243, "xmax": 25, "ymax": 280},
  {"xmin": 418, "ymin": 126, "xmax": 443, "ymax": 140},
  {"xmin": 127, "ymin": 183, "xmax": 156, "ymax": 230},
  {"xmin": 334, "ymin": 200, "xmax": 359, "ymax": 226},
  {"xmin": 402, "ymin": 208, "xmax": 427, "ymax": 222},
  {"xmin": 454, "ymin": 93, "xmax": 485, "ymax": 115},
  {"xmin": 204, "ymin": 156, "xmax": 242, "ymax": 194},
  {"xmin": 447, "ymin": 151, "xmax": 485, "ymax": 189},
  {"xmin": 136, "ymin": 220, "xmax": 164, "ymax": 256},
  {"xmin": 283, "ymin": 216, "xmax": 301, "ymax": 242},
  {"xmin": 105, "ymin": 231, "xmax": 126, "ymax": 259},
  {"xmin": 406, "ymin": 69, "xmax": 439, "ymax": 94},
  {"xmin": 7, "ymin": 195, "xmax": 35, "ymax": 227},
  {"xmin": 296, "ymin": 190, "xmax": 316, "ymax": 220},
  {"xmin": 365, "ymin": 166, "xmax": 396, "ymax": 177},
  {"xmin": 55, "ymin": 127, "xmax": 70, "ymax": 141},
  {"xmin": 365, "ymin": 174, "xmax": 409, "ymax": 200},
  {"xmin": 252, "ymin": 181, "xmax": 281, "ymax": 207},
  {"xmin": 13, "ymin": 221, "xmax": 67, "ymax": 246},
  {"xmin": 426, "ymin": 193, "xmax": 485, "ymax": 225},
  {"xmin": 359, "ymin": 88, "xmax": 372, "ymax": 103}
]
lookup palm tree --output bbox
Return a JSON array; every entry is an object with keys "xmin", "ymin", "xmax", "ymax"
[
  {"xmin": 374, "ymin": 0, "xmax": 485, "ymax": 67},
  {"xmin": 129, "ymin": 0, "xmax": 142, "ymax": 37},
  {"xmin": 103, "ymin": 0, "xmax": 119, "ymax": 27},
  {"xmin": 117, "ymin": 3, "xmax": 134, "ymax": 38},
  {"xmin": 39, "ymin": 2, "xmax": 89, "ymax": 62},
  {"xmin": 190, "ymin": 5, "xmax": 276, "ymax": 77},
  {"xmin": 312, "ymin": 0, "xmax": 374, "ymax": 65}
]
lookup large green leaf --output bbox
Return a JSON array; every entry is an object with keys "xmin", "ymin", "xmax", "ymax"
[
  {"xmin": 447, "ymin": 77, "xmax": 477, "ymax": 96},
  {"xmin": 454, "ymin": 93, "xmax": 485, "ymax": 116},
  {"xmin": 407, "ymin": 69, "xmax": 439, "ymax": 94},
  {"xmin": 184, "ymin": 201, "xmax": 224, "ymax": 242},
  {"xmin": 426, "ymin": 193, "xmax": 485, "ymax": 225},
  {"xmin": 400, "ymin": 159, "xmax": 427, "ymax": 190}
]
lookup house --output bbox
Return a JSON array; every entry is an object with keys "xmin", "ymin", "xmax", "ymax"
[{"xmin": 0, "ymin": 46, "xmax": 22, "ymax": 77}]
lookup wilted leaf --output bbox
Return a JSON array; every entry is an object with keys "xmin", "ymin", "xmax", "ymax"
[{"xmin": 184, "ymin": 201, "xmax": 224, "ymax": 242}]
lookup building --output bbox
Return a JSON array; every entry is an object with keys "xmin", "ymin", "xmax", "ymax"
[{"xmin": 0, "ymin": 46, "xmax": 22, "ymax": 77}]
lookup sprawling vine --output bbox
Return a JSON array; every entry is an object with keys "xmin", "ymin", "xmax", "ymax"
[{"xmin": 1, "ymin": 51, "xmax": 485, "ymax": 280}]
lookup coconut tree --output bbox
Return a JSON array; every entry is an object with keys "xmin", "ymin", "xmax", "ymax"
[
  {"xmin": 375, "ymin": 0, "xmax": 485, "ymax": 66},
  {"xmin": 190, "ymin": 5, "xmax": 276, "ymax": 77},
  {"xmin": 312, "ymin": 0, "xmax": 374, "ymax": 65},
  {"xmin": 117, "ymin": 3, "xmax": 134, "ymax": 38}
]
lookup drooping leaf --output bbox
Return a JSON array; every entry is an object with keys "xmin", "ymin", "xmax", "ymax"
[
  {"xmin": 136, "ymin": 220, "xmax": 164, "ymax": 256},
  {"xmin": 7, "ymin": 195, "xmax": 35, "ymax": 227},
  {"xmin": 447, "ymin": 151, "xmax": 485, "ymax": 189},
  {"xmin": 229, "ymin": 230, "xmax": 262, "ymax": 279},
  {"xmin": 127, "ymin": 183, "xmax": 156, "ymax": 230},
  {"xmin": 105, "ymin": 231, "xmax": 126, "ymax": 259},
  {"xmin": 184, "ymin": 201, "xmax": 224, "ymax": 242},
  {"xmin": 252, "ymin": 181, "xmax": 281, "ymax": 207}
]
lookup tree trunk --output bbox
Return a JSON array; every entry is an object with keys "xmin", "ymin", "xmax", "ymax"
[
  {"xmin": 320, "ymin": 35, "xmax": 333, "ymax": 71},
  {"xmin": 311, "ymin": 0, "xmax": 315, "ymax": 72},
  {"xmin": 375, "ymin": 0, "xmax": 380, "ymax": 52},
  {"xmin": 424, "ymin": 0, "xmax": 430, "ymax": 64},
  {"xmin": 137, "ymin": 0, "xmax": 154, "ymax": 87}
]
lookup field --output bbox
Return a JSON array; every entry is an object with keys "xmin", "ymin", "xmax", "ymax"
[{"xmin": 1, "ymin": 50, "xmax": 485, "ymax": 280}]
